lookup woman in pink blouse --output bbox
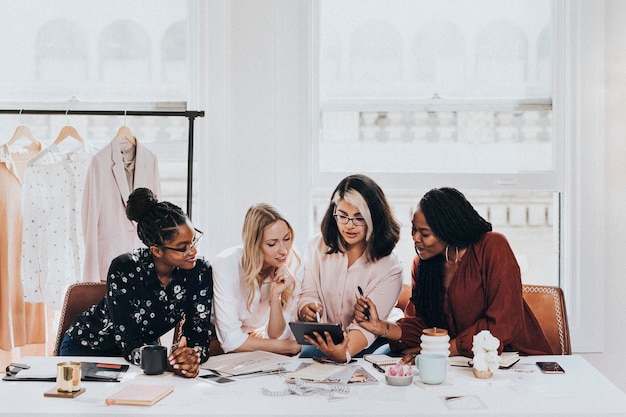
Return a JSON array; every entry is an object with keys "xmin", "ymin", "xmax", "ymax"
[
  {"xmin": 355, "ymin": 187, "xmax": 552, "ymax": 363},
  {"xmin": 297, "ymin": 174, "xmax": 405, "ymax": 363}
]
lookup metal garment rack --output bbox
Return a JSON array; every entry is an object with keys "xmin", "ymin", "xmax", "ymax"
[{"xmin": 0, "ymin": 108, "xmax": 204, "ymax": 219}]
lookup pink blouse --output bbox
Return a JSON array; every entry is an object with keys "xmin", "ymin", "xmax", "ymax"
[{"xmin": 298, "ymin": 234, "xmax": 404, "ymax": 348}]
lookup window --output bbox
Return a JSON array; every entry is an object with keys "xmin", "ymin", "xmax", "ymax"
[
  {"xmin": 313, "ymin": 0, "xmax": 558, "ymax": 286},
  {"xmin": 314, "ymin": 0, "xmax": 607, "ymax": 352},
  {"xmin": 0, "ymin": 0, "xmax": 191, "ymax": 208}
]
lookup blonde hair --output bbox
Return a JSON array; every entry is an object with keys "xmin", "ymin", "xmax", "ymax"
[{"xmin": 241, "ymin": 203, "xmax": 300, "ymax": 310}]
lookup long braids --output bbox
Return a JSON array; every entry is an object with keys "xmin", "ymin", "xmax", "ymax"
[{"xmin": 412, "ymin": 188, "xmax": 492, "ymax": 328}]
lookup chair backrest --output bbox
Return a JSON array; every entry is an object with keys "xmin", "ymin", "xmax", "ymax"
[
  {"xmin": 54, "ymin": 282, "xmax": 107, "ymax": 355},
  {"xmin": 522, "ymin": 284, "xmax": 571, "ymax": 355}
]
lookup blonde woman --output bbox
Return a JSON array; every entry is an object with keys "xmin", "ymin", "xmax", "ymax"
[{"xmin": 212, "ymin": 203, "xmax": 302, "ymax": 355}]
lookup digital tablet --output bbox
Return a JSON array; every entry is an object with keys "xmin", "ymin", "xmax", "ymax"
[{"xmin": 288, "ymin": 322, "xmax": 344, "ymax": 345}]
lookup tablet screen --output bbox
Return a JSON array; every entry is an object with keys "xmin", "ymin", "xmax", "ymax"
[{"xmin": 288, "ymin": 322, "xmax": 344, "ymax": 345}]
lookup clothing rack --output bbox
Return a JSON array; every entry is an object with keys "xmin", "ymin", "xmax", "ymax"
[{"xmin": 0, "ymin": 108, "xmax": 204, "ymax": 219}]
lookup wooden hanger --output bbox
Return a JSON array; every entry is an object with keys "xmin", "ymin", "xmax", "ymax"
[
  {"xmin": 114, "ymin": 125, "xmax": 136, "ymax": 146},
  {"xmin": 7, "ymin": 125, "xmax": 40, "ymax": 147},
  {"xmin": 53, "ymin": 125, "xmax": 84, "ymax": 145}
]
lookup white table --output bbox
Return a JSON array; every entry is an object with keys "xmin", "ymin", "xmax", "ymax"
[{"xmin": 3, "ymin": 355, "xmax": 626, "ymax": 417}]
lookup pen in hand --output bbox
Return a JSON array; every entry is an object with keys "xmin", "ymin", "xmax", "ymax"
[
  {"xmin": 314, "ymin": 301, "xmax": 321, "ymax": 322},
  {"xmin": 357, "ymin": 286, "xmax": 370, "ymax": 320}
]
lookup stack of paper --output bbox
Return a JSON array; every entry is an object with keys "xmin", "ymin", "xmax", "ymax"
[
  {"xmin": 287, "ymin": 363, "xmax": 377, "ymax": 385},
  {"xmin": 201, "ymin": 351, "xmax": 288, "ymax": 376}
]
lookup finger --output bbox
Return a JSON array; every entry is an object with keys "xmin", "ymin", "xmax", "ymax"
[
  {"xmin": 303, "ymin": 335, "xmax": 319, "ymax": 348},
  {"xmin": 311, "ymin": 331, "xmax": 329, "ymax": 348},
  {"xmin": 322, "ymin": 331, "xmax": 339, "ymax": 347},
  {"xmin": 170, "ymin": 347, "xmax": 197, "ymax": 364},
  {"xmin": 173, "ymin": 349, "xmax": 201, "ymax": 373},
  {"xmin": 170, "ymin": 336, "xmax": 188, "ymax": 357}
]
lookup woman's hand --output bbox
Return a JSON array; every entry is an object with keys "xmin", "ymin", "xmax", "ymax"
[
  {"xmin": 304, "ymin": 331, "xmax": 351, "ymax": 363},
  {"xmin": 354, "ymin": 296, "xmax": 386, "ymax": 334},
  {"xmin": 299, "ymin": 302, "xmax": 323, "ymax": 322},
  {"xmin": 399, "ymin": 347, "xmax": 421, "ymax": 365},
  {"xmin": 283, "ymin": 339, "xmax": 302, "ymax": 356},
  {"xmin": 270, "ymin": 265, "xmax": 295, "ymax": 299},
  {"xmin": 168, "ymin": 336, "xmax": 200, "ymax": 378}
]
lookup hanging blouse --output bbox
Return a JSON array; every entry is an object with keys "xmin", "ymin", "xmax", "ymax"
[
  {"xmin": 0, "ymin": 143, "xmax": 44, "ymax": 349},
  {"xmin": 21, "ymin": 140, "xmax": 96, "ymax": 309},
  {"xmin": 119, "ymin": 138, "xmax": 136, "ymax": 191}
]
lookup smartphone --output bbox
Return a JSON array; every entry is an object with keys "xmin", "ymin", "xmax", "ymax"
[
  {"xmin": 199, "ymin": 373, "xmax": 236, "ymax": 384},
  {"xmin": 536, "ymin": 361, "xmax": 565, "ymax": 374}
]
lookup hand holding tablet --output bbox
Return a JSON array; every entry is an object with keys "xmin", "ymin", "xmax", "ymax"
[{"xmin": 288, "ymin": 322, "xmax": 345, "ymax": 345}]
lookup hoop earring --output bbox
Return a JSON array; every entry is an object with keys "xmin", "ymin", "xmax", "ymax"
[{"xmin": 445, "ymin": 245, "xmax": 459, "ymax": 263}]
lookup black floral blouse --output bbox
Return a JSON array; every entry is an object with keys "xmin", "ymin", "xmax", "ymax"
[{"xmin": 66, "ymin": 248, "xmax": 213, "ymax": 364}]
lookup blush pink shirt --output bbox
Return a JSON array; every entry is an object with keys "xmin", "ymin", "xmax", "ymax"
[{"xmin": 298, "ymin": 234, "xmax": 404, "ymax": 348}]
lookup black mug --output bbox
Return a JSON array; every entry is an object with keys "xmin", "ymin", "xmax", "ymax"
[{"xmin": 133, "ymin": 345, "xmax": 168, "ymax": 375}]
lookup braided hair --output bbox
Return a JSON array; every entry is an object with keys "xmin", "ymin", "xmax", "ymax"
[
  {"xmin": 411, "ymin": 187, "xmax": 492, "ymax": 328},
  {"xmin": 126, "ymin": 188, "xmax": 188, "ymax": 247}
]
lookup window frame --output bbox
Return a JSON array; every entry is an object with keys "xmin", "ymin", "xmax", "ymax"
[{"xmin": 310, "ymin": 0, "xmax": 605, "ymax": 353}]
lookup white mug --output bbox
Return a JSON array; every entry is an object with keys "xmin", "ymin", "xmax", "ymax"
[{"xmin": 416, "ymin": 353, "xmax": 447, "ymax": 384}]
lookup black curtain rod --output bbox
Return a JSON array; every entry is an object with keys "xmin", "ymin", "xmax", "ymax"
[
  {"xmin": 1, "ymin": 108, "xmax": 205, "ymax": 219},
  {"xmin": 0, "ymin": 109, "xmax": 204, "ymax": 118}
]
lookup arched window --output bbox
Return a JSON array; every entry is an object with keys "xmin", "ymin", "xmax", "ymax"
[
  {"xmin": 474, "ymin": 20, "xmax": 528, "ymax": 97},
  {"xmin": 412, "ymin": 20, "xmax": 465, "ymax": 96},
  {"xmin": 349, "ymin": 20, "xmax": 403, "ymax": 96},
  {"xmin": 162, "ymin": 21, "xmax": 186, "ymax": 83},
  {"xmin": 98, "ymin": 19, "xmax": 151, "ymax": 82}
]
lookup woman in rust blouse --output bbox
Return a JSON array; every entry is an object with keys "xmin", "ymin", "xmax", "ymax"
[{"xmin": 355, "ymin": 187, "xmax": 551, "ymax": 363}]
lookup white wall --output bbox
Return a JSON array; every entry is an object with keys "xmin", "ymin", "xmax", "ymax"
[
  {"xmin": 581, "ymin": 0, "xmax": 626, "ymax": 391},
  {"xmin": 194, "ymin": 0, "xmax": 626, "ymax": 392},
  {"xmin": 197, "ymin": 0, "xmax": 310, "ymax": 257}
]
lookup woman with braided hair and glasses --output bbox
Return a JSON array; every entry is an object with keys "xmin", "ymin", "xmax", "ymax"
[
  {"xmin": 60, "ymin": 188, "xmax": 213, "ymax": 378},
  {"xmin": 355, "ymin": 187, "xmax": 552, "ymax": 364}
]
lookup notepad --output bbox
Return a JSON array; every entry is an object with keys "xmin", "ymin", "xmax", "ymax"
[
  {"xmin": 286, "ymin": 362, "xmax": 347, "ymax": 382},
  {"xmin": 105, "ymin": 384, "xmax": 174, "ymax": 406},
  {"xmin": 364, "ymin": 354, "xmax": 398, "ymax": 367},
  {"xmin": 449, "ymin": 351, "xmax": 520, "ymax": 369}
]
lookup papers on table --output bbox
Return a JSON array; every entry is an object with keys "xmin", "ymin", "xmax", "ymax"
[
  {"xmin": 287, "ymin": 363, "xmax": 346, "ymax": 382},
  {"xmin": 201, "ymin": 351, "xmax": 289, "ymax": 376},
  {"xmin": 286, "ymin": 362, "xmax": 378, "ymax": 385}
]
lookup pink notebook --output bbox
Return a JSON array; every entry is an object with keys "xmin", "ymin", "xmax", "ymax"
[{"xmin": 105, "ymin": 384, "xmax": 174, "ymax": 406}]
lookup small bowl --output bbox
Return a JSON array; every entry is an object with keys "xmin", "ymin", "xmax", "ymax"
[{"xmin": 385, "ymin": 374, "xmax": 414, "ymax": 386}]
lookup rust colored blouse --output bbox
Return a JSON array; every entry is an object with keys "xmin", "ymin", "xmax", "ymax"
[{"xmin": 390, "ymin": 232, "xmax": 552, "ymax": 357}]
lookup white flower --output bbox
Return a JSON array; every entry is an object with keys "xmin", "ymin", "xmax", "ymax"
[{"xmin": 472, "ymin": 330, "xmax": 500, "ymax": 372}]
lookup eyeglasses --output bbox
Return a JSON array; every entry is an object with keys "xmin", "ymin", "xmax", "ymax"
[
  {"xmin": 160, "ymin": 228, "xmax": 204, "ymax": 254},
  {"xmin": 333, "ymin": 212, "xmax": 367, "ymax": 226}
]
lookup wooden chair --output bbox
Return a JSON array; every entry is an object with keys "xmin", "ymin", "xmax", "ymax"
[
  {"xmin": 54, "ymin": 282, "xmax": 107, "ymax": 355},
  {"xmin": 522, "ymin": 284, "xmax": 571, "ymax": 355}
]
